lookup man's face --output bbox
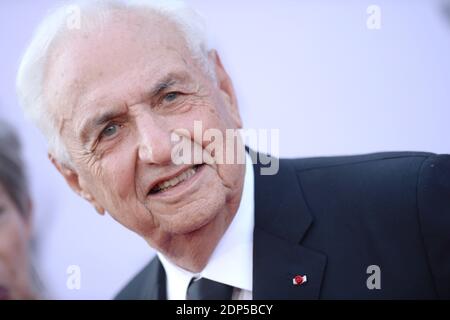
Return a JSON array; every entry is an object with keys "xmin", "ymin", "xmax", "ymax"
[{"xmin": 45, "ymin": 11, "xmax": 244, "ymax": 253}]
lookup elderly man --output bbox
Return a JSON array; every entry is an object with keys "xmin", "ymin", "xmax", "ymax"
[{"xmin": 17, "ymin": 0, "xmax": 450, "ymax": 299}]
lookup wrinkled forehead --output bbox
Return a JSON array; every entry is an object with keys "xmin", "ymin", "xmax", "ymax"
[{"xmin": 43, "ymin": 9, "xmax": 195, "ymax": 132}]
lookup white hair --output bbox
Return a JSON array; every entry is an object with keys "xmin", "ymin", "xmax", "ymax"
[{"xmin": 16, "ymin": 0, "xmax": 214, "ymax": 166}]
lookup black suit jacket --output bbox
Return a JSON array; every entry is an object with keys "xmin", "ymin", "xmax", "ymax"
[{"xmin": 115, "ymin": 151, "xmax": 450, "ymax": 299}]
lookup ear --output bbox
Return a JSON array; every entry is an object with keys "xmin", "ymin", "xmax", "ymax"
[
  {"xmin": 49, "ymin": 153, "xmax": 105, "ymax": 215},
  {"xmin": 208, "ymin": 50, "xmax": 242, "ymax": 129}
]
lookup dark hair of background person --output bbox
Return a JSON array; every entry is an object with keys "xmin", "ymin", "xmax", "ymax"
[{"xmin": 0, "ymin": 119, "xmax": 30, "ymax": 218}]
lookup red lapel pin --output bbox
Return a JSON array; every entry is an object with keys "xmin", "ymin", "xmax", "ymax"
[{"xmin": 293, "ymin": 275, "xmax": 307, "ymax": 286}]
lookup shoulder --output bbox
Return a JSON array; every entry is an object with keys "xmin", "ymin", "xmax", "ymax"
[
  {"xmin": 288, "ymin": 151, "xmax": 434, "ymax": 172},
  {"xmin": 282, "ymin": 152, "xmax": 436, "ymax": 204},
  {"xmin": 286, "ymin": 151, "xmax": 439, "ymax": 197},
  {"xmin": 417, "ymin": 154, "xmax": 450, "ymax": 298},
  {"xmin": 285, "ymin": 151, "xmax": 450, "ymax": 213}
]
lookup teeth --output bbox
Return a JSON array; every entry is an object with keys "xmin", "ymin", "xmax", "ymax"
[{"xmin": 154, "ymin": 166, "xmax": 198, "ymax": 193}]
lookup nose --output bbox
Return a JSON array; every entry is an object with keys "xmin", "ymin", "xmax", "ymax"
[{"xmin": 135, "ymin": 111, "xmax": 173, "ymax": 165}]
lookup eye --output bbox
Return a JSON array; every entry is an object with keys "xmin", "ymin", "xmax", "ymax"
[
  {"xmin": 163, "ymin": 92, "xmax": 180, "ymax": 102},
  {"xmin": 101, "ymin": 123, "xmax": 120, "ymax": 139}
]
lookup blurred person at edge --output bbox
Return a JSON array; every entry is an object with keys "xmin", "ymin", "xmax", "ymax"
[{"xmin": 0, "ymin": 119, "xmax": 39, "ymax": 300}]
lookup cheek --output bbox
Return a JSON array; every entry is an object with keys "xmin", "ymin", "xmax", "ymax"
[
  {"xmin": 172, "ymin": 100, "xmax": 242, "ymax": 180},
  {"xmin": 93, "ymin": 141, "xmax": 138, "ymax": 210},
  {"xmin": 174, "ymin": 101, "xmax": 231, "ymax": 145},
  {"xmin": 90, "ymin": 137, "xmax": 158, "ymax": 235}
]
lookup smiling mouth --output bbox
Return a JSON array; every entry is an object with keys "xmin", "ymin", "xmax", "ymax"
[{"xmin": 149, "ymin": 164, "xmax": 203, "ymax": 195}]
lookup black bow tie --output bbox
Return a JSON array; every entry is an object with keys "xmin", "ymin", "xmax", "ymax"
[{"xmin": 187, "ymin": 277, "xmax": 234, "ymax": 300}]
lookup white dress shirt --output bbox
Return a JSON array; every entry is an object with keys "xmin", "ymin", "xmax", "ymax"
[{"xmin": 157, "ymin": 152, "xmax": 255, "ymax": 300}]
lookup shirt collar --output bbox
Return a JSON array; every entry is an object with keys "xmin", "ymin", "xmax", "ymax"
[{"xmin": 158, "ymin": 152, "xmax": 255, "ymax": 299}]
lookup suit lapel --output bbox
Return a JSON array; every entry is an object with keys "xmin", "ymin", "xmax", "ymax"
[
  {"xmin": 141, "ymin": 257, "xmax": 167, "ymax": 299},
  {"xmin": 252, "ymin": 154, "xmax": 327, "ymax": 299}
]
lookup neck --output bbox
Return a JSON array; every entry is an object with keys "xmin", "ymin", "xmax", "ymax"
[{"xmin": 162, "ymin": 201, "xmax": 240, "ymax": 273}]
